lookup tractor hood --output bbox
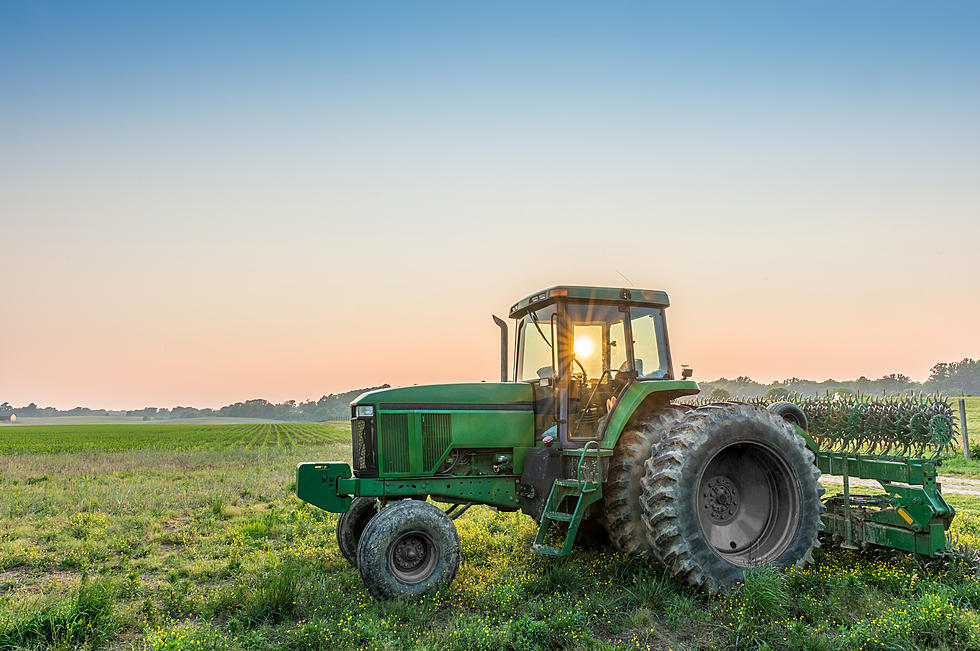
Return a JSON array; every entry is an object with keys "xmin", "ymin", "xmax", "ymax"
[
  {"xmin": 351, "ymin": 382, "xmax": 533, "ymax": 412},
  {"xmin": 348, "ymin": 383, "xmax": 536, "ymax": 478}
]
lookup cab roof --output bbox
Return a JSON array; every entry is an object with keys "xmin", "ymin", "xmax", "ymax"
[{"xmin": 509, "ymin": 285, "xmax": 670, "ymax": 319}]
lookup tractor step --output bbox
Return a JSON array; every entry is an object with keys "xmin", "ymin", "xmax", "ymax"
[
  {"xmin": 555, "ymin": 478, "xmax": 586, "ymax": 488},
  {"xmin": 530, "ymin": 543, "xmax": 564, "ymax": 556},
  {"xmin": 531, "ymin": 441, "xmax": 603, "ymax": 557},
  {"xmin": 544, "ymin": 510, "xmax": 574, "ymax": 522}
]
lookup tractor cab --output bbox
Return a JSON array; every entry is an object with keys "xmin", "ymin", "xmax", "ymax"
[{"xmin": 506, "ymin": 286, "xmax": 675, "ymax": 446}]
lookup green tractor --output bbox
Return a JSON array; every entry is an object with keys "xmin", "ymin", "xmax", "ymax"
[{"xmin": 296, "ymin": 285, "xmax": 957, "ymax": 599}]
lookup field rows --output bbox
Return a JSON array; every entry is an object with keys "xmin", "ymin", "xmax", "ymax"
[{"xmin": 0, "ymin": 422, "xmax": 350, "ymax": 454}]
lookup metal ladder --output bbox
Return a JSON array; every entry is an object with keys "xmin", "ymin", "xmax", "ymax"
[{"xmin": 531, "ymin": 441, "xmax": 603, "ymax": 556}]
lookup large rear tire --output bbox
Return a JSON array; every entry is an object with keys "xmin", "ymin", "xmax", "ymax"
[
  {"xmin": 603, "ymin": 406, "xmax": 690, "ymax": 556},
  {"xmin": 640, "ymin": 403, "xmax": 824, "ymax": 593}
]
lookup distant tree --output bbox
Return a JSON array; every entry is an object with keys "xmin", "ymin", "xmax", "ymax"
[
  {"xmin": 706, "ymin": 387, "xmax": 731, "ymax": 401},
  {"xmin": 315, "ymin": 385, "xmax": 391, "ymax": 420},
  {"xmin": 926, "ymin": 358, "xmax": 979, "ymax": 395},
  {"xmin": 874, "ymin": 373, "xmax": 914, "ymax": 395},
  {"xmin": 171, "ymin": 406, "xmax": 203, "ymax": 419},
  {"xmin": 764, "ymin": 387, "xmax": 791, "ymax": 400}
]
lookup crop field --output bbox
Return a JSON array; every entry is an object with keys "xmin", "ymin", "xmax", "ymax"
[
  {"xmin": 0, "ymin": 422, "xmax": 349, "ymax": 454},
  {"xmin": 4, "ymin": 425, "xmax": 980, "ymax": 650}
]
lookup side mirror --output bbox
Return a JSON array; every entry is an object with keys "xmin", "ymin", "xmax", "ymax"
[{"xmin": 681, "ymin": 366, "xmax": 693, "ymax": 380}]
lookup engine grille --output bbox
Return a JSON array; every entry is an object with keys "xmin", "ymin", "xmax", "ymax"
[
  {"xmin": 421, "ymin": 413, "xmax": 452, "ymax": 472},
  {"xmin": 351, "ymin": 417, "xmax": 378, "ymax": 477},
  {"xmin": 379, "ymin": 414, "xmax": 410, "ymax": 473}
]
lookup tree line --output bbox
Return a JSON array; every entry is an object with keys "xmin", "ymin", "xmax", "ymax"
[
  {"xmin": 699, "ymin": 358, "xmax": 979, "ymax": 401},
  {"xmin": 1, "ymin": 385, "xmax": 390, "ymax": 422},
  {"xmin": 3, "ymin": 357, "xmax": 977, "ymax": 422}
]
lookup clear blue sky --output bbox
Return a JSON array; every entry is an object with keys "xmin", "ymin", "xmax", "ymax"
[{"xmin": 2, "ymin": 2, "xmax": 978, "ymax": 408}]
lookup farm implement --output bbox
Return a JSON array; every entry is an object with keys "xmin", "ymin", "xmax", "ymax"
[
  {"xmin": 736, "ymin": 395, "xmax": 958, "ymax": 560},
  {"xmin": 295, "ymin": 286, "xmax": 963, "ymax": 599}
]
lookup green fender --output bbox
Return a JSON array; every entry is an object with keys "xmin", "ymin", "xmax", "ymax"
[{"xmin": 599, "ymin": 380, "xmax": 700, "ymax": 450}]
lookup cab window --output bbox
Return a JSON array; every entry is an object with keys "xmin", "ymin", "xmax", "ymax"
[
  {"xmin": 609, "ymin": 321, "xmax": 627, "ymax": 371},
  {"xmin": 630, "ymin": 307, "xmax": 669, "ymax": 378},
  {"xmin": 572, "ymin": 324, "xmax": 603, "ymax": 378},
  {"xmin": 517, "ymin": 306, "xmax": 556, "ymax": 381}
]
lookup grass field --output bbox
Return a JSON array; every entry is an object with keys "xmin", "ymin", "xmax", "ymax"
[
  {"xmin": 4, "ymin": 424, "xmax": 980, "ymax": 650},
  {"xmin": 962, "ymin": 396, "xmax": 980, "ymax": 440}
]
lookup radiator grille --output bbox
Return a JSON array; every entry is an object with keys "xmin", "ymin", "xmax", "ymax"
[
  {"xmin": 379, "ymin": 414, "xmax": 410, "ymax": 473},
  {"xmin": 421, "ymin": 413, "xmax": 452, "ymax": 471},
  {"xmin": 351, "ymin": 417, "xmax": 377, "ymax": 476},
  {"xmin": 352, "ymin": 419, "xmax": 366, "ymax": 469}
]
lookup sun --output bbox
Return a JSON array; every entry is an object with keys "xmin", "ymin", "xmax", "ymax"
[{"xmin": 574, "ymin": 334, "xmax": 595, "ymax": 359}]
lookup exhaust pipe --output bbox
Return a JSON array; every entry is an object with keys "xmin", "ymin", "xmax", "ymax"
[{"xmin": 492, "ymin": 315, "xmax": 508, "ymax": 382}]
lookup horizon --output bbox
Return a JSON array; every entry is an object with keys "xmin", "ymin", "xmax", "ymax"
[
  {"xmin": 2, "ymin": 2, "xmax": 978, "ymax": 410},
  {"xmin": 5, "ymin": 362, "xmax": 971, "ymax": 412}
]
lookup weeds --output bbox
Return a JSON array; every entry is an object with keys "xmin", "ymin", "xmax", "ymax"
[
  {"xmin": 242, "ymin": 558, "xmax": 303, "ymax": 624},
  {"xmin": 0, "ymin": 577, "xmax": 116, "ymax": 649},
  {"xmin": 740, "ymin": 564, "xmax": 789, "ymax": 624}
]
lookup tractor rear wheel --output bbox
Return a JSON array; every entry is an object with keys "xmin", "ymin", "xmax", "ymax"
[
  {"xmin": 603, "ymin": 405, "xmax": 690, "ymax": 556},
  {"xmin": 337, "ymin": 496, "xmax": 379, "ymax": 566},
  {"xmin": 640, "ymin": 403, "xmax": 824, "ymax": 593},
  {"xmin": 357, "ymin": 499, "xmax": 461, "ymax": 599}
]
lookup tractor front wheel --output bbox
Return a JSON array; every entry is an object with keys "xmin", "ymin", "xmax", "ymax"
[
  {"xmin": 337, "ymin": 497, "xmax": 379, "ymax": 566},
  {"xmin": 640, "ymin": 403, "xmax": 824, "ymax": 593},
  {"xmin": 356, "ymin": 499, "xmax": 461, "ymax": 599}
]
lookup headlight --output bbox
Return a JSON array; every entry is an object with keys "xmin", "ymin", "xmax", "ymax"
[{"xmin": 355, "ymin": 405, "xmax": 375, "ymax": 418}]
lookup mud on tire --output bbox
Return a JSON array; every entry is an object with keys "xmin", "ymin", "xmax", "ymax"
[
  {"xmin": 640, "ymin": 403, "xmax": 824, "ymax": 593},
  {"xmin": 603, "ymin": 405, "xmax": 690, "ymax": 556}
]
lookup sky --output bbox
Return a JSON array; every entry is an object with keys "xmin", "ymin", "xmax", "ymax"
[{"xmin": 1, "ymin": 1, "xmax": 978, "ymax": 409}]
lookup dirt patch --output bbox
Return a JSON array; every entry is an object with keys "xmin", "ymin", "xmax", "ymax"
[
  {"xmin": 821, "ymin": 475, "xmax": 980, "ymax": 497},
  {"xmin": 0, "ymin": 566, "xmax": 30, "ymax": 592},
  {"xmin": 0, "ymin": 566, "xmax": 82, "ymax": 597}
]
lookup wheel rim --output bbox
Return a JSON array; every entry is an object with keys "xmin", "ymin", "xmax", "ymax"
[
  {"xmin": 387, "ymin": 531, "xmax": 438, "ymax": 584},
  {"xmin": 696, "ymin": 441, "xmax": 800, "ymax": 566}
]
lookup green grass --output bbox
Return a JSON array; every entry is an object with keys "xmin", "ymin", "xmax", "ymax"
[
  {"xmin": 3, "ymin": 425, "xmax": 980, "ymax": 649},
  {"xmin": 936, "ymin": 397, "xmax": 980, "ymax": 477},
  {"xmin": 962, "ymin": 396, "xmax": 980, "ymax": 440}
]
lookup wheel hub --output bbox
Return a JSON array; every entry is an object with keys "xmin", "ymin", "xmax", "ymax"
[
  {"xmin": 702, "ymin": 476, "xmax": 740, "ymax": 524},
  {"xmin": 388, "ymin": 531, "xmax": 439, "ymax": 584},
  {"xmin": 695, "ymin": 441, "xmax": 801, "ymax": 566},
  {"xmin": 393, "ymin": 536, "xmax": 427, "ymax": 570}
]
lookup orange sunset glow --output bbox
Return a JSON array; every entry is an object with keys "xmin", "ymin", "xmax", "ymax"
[{"xmin": 1, "ymin": 5, "xmax": 977, "ymax": 411}]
